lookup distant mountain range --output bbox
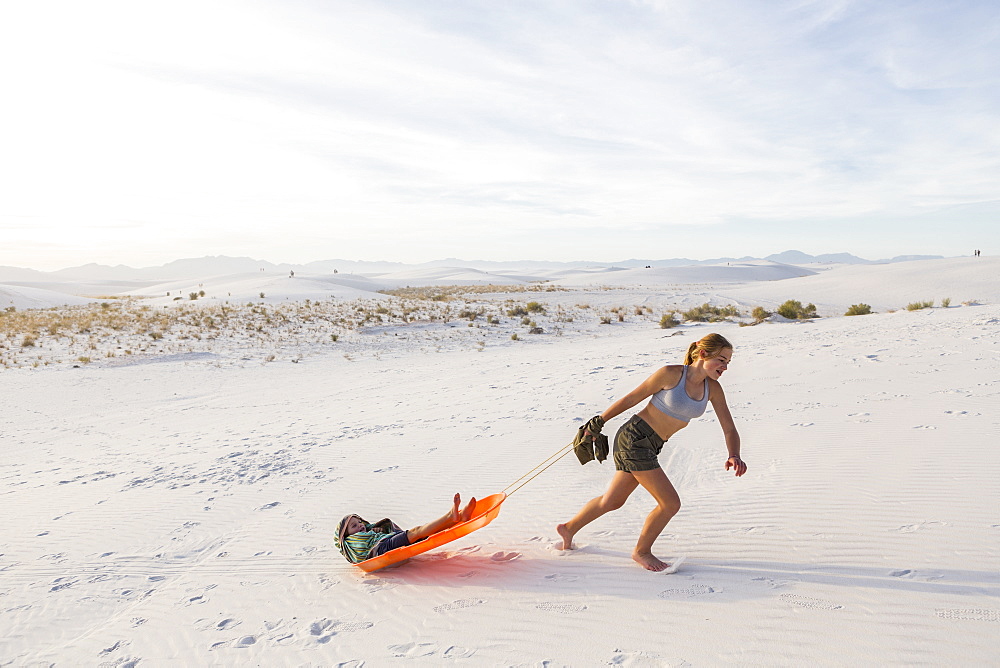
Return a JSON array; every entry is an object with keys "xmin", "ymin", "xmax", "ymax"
[{"xmin": 1, "ymin": 251, "xmax": 945, "ymax": 282}]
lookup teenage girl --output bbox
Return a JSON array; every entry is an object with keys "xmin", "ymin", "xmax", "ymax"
[{"xmin": 557, "ymin": 333, "xmax": 746, "ymax": 571}]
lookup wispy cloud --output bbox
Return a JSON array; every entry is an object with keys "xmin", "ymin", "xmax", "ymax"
[{"xmin": 1, "ymin": 0, "xmax": 998, "ymax": 268}]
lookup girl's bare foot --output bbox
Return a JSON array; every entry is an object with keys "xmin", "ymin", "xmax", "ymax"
[
  {"xmin": 556, "ymin": 523, "xmax": 575, "ymax": 550},
  {"xmin": 450, "ymin": 493, "xmax": 462, "ymax": 523},
  {"xmin": 632, "ymin": 550, "xmax": 669, "ymax": 572}
]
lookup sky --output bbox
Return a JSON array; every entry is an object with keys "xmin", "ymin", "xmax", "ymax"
[{"xmin": 1, "ymin": 0, "xmax": 999, "ymax": 270}]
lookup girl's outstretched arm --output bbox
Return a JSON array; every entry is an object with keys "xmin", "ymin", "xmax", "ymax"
[{"xmin": 710, "ymin": 381, "xmax": 746, "ymax": 477}]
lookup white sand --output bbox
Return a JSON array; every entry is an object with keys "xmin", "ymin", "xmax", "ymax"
[{"xmin": 2, "ymin": 258, "xmax": 998, "ymax": 665}]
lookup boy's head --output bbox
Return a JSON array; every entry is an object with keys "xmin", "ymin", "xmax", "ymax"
[
  {"xmin": 335, "ymin": 514, "xmax": 369, "ymax": 553},
  {"xmin": 343, "ymin": 515, "xmax": 367, "ymax": 536}
]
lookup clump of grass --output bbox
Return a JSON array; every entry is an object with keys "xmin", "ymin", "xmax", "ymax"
[
  {"xmin": 526, "ymin": 301, "xmax": 546, "ymax": 314},
  {"xmin": 906, "ymin": 300, "xmax": 933, "ymax": 311},
  {"xmin": 510, "ymin": 333, "xmax": 519, "ymax": 340},
  {"xmin": 776, "ymin": 300, "xmax": 819, "ymax": 319},
  {"xmin": 683, "ymin": 303, "xmax": 741, "ymax": 322},
  {"xmin": 751, "ymin": 306, "xmax": 771, "ymax": 322},
  {"xmin": 941, "ymin": 297, "xmax": 951, "ymax": 308},
  {"xmin": 660, "ymin": 312, "xmax": 679, "ymax": 329},
  {"xmin": 845, "ymin": 303, "xmax": 873, "ymax": 316}
]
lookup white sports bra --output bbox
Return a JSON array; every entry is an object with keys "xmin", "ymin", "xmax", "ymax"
[{"xmin": 649, "ymin": 365, "xmax": 709, "ymax": 422}]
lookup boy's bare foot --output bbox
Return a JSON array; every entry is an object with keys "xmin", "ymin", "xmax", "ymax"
[
  {"xmin": 460, "ymin": 497, "xmax": 477, "ymax": 522},
  {"xmin": 450, "ymin": 493, "xmax": 462, "ymax": 523},
  {"xmin": 632, "ymin": 550, "xmax": 669, "ymax": 572},
  {"xmin": 556, "ymin": 523, "xmax": 576, "ymax": 550}
]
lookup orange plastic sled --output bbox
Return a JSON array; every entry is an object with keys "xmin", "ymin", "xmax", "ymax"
[{"xmin": 355, "ymin": 493, "xmax": 507, "ymax": 572}]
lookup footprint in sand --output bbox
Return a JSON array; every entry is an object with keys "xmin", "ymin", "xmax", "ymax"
[
  {"xmin": 609, "ymin": 649, "xmax": 690, "ymax": 666},
  {"xmin": 434, "ymin": 598, "xmax": 484, "ymax": 613},
  {"xmin": 896, "ymin": 521, "xmax": 945, "ymax": 533},
  {"xmin": 216, "ymin": 618, "xmax": 241, "ymax": 631},
  {"xmin": 536, "ymin": 602, "xmax": 587, "ymax": 614},
  {"xmin": 373, "ymin": 466, "xmax": 398, "ymax": 473},
  {"xmin": 935, "ymin": 608, "xmax": 1000, "ymax": 622},
  {"xmin": 361, "ymin": 578, "xmax": 398, "ymax": 594},
  {"xmin": 389, "ymin": 642, "xmax": 439, "ymax": 658},
  {"xmin": 544, "ymin": 573, "xmax": 579, "ymax": 582},
  {"xmin": 100, "ymin": 639, "xmax": 129, "ymax": 656},
  {"xmin": 780, "ymin": 594, "xmax": 843, "ymax": 610},
  {"xmin": 309, "ymin": 618, "xmax": 375, "ymax": 644},
  {"xmin": 456, "ymin": 545, "xmax": 481, "ymax": 554},
  {"xmin": 104, "ymin": 657, "xmax": 140, "ymax": 667},
  {"xmin": 490, "ymin": 551, "xmax": 520, "ymax": 562},
  {"xmin": 657, "ymin": 583, "xmax": 716, "ymax": 599}
]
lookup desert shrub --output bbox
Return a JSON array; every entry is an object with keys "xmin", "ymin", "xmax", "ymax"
[
  {"xmin": 330, "ymin": 334, "xmax": 338, "ymax": 342},
  {"xmin": 511, "ymin": 333, "xmax": 519, "ymax": 340},
  {"xmin": 776, "ymin": 300, "xmax": 818, "ymax": 319},
  {"xmin": 189, "ymin": 292, "xmax": 199, "ymax": 300},
  {"xmin": 751, "ymin": 306, "xmax": 771, "ymax": 322},
  {"xmin": 683, "ymin": 303, "xmax": 741, "ymax": 322},
  {"xmin": 906, "ymin": 300, "xmax": 933, "ymax": 311},
  {"xmin": 844, "ymin": 303, "xmax": 872, "ymax": 316},
  {"xmin": 22, "ymin": 335, "xmax": 36, "ymax": 347},
  {"xmin": 198, "ymin": 290, "xmax": 205, "ymax": 298},
  {"xmin": 529, "ymin": 327, "xmax": 544, "ymax": 334},
  {"xmin": 660, "ymin": 312, "xmax": 679, "ymax": 329},
  {"xmin": 600, "ymin": 316, "xmax": 613, "ymax": 325},
  {"xmin": 149, "ymin": 331, "xmax": 164, "ymax": 340},
  {"xmin": 77, "ymin": 356, "xmax": 91, "ymax": 364},
  {"xmin": 259, "ymin": 292, "xmax": 266, "ymax": 299},
  {"xmin": 941, "ymin": 297, "xmax": 951, "ymax": 308},
  {"xmin": 457, "ymin": 309, "xmax": 479, "ymax": 321},
  {"xmin": 526, "ymin": 301, "xmax": 546, "ymax": 314},
  {"xmin": 507, "ymin": 305, "xmax": 528, "ymax": 317}
]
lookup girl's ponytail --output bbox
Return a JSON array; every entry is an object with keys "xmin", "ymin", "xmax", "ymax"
[{"xmin": 683, "ymin": 333, "xmax": 733, "ymax": 365}]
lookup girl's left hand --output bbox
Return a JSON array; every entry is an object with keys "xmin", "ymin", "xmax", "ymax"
[{"xmin": 726, "ymin": 456, "xmax": 747, "ymax": 477}]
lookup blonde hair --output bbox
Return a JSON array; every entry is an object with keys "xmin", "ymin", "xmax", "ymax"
[{"xmin": 684, "ymin": 333, "xmax": 733, "ymax": 365}]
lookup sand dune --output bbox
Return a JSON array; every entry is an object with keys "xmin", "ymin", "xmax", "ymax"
[
  {"xmin": 0, "ymin": 284, "xmax": 96, "ymax": 309},
  {"xmin": 2, "ymin": 256, "xmax": 998, "ymax": 664},
  {"xmin": 552, "ymin": 260, "xmax": 817, "ymax": 287},
  {"xmin": 725, "ymin": 256, "xmax": 1000, "ymax": 314}
]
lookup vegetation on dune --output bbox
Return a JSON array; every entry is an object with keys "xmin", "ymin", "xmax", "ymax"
[
  {"xmin": 845, "ymin": 303, "xmax": 873, "ymax": 316},
  {"xmin": 776, "ymin": 300, "xmax": 819, "ymax": 320},
  {"xmin": 682, "ymin": 303, "xmax": 741, "ymax": 322}
]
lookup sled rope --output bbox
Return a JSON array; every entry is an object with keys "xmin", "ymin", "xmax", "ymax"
[{"xmin": 501, "ymin": 441, "xmax": 575, "ymax": 497}]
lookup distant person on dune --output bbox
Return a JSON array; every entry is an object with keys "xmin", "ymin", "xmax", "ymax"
[
  {"xmin": 558, "ymin": 333, "xmax": 746, "ymax": 571},
  {"xmin": 335, "ymin": 493, "xmax": 476, "ymax": 564}
]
